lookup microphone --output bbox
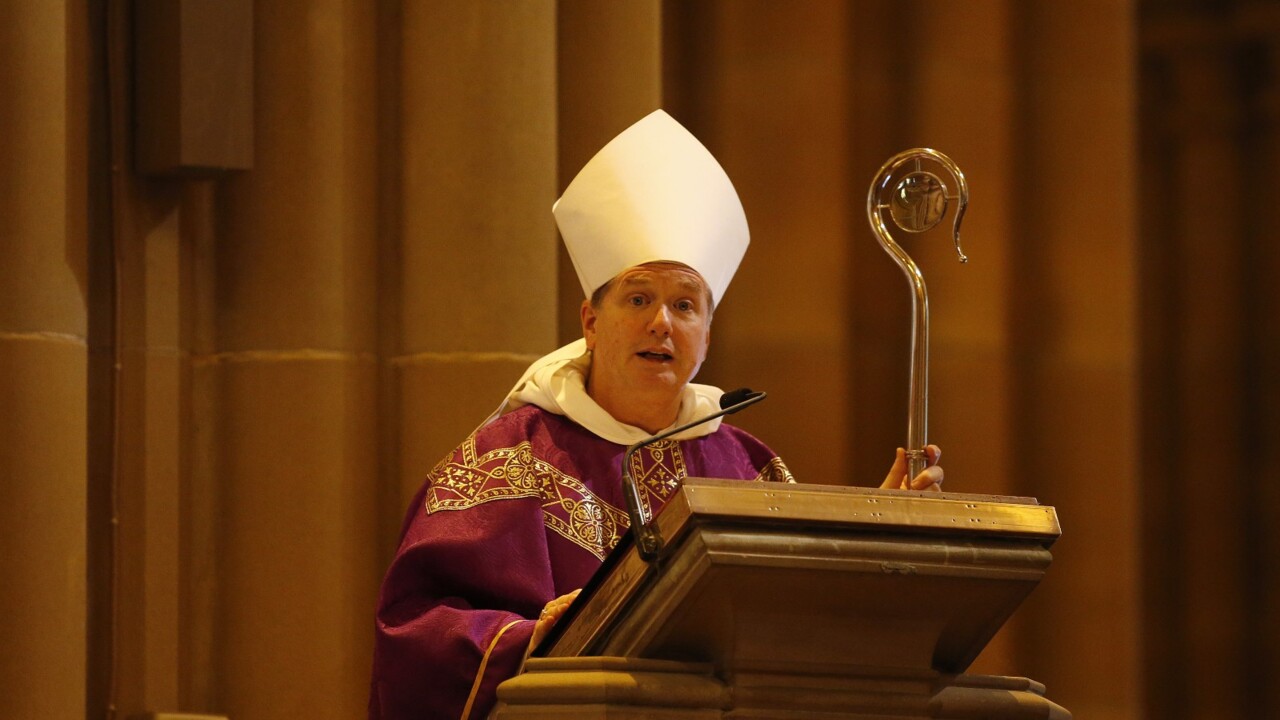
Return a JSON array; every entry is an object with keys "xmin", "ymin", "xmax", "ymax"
[
  {"xmin": 621, "ymin": 387, "xmax": 767, "ymax": 563},
  {"xmin": 718, "ymin": 387, "xmax": 763, "ymax": 409}
]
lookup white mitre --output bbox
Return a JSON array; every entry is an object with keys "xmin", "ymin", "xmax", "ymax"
[
  {"xmin": 485, "ymin": 110, "xmax": 749, "ymax": 443},
  {"xmin": 553, "ymin": 109, "xmax": 749, "ymax": 303}
]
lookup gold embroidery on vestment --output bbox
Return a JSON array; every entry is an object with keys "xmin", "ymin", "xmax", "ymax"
[
  {"xmin": 424, "ymin": 435, "xmax": 631, "ymax": 560},
  {"xmin": 627, "ymin": 439, "xmax": 686, "ymax": 520},
  {"xmin": 424, "ymin": 434, "xmax": 790, "ymax": 558},
  {"xmin": 754, "ymin": 456, "xmax": 796, "ymax": 484}
]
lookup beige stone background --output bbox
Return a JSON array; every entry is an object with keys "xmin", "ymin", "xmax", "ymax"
[{"xmin": 1, "ymin": 1, "xmax": 1276, "ymax": 719}]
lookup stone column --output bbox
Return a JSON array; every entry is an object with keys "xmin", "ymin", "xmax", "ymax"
[
  {"xmin": 1254, "ymin": 37, "xmax": 1280, "ymax": 720},
  {"xmin": 110, "ymin": 183, "xmax": 187, "ymax": 717},
  {"xmin": 0, "ymin": 1, "xmax": 89, "ymax": 718},
  {"xmin": 391, "ymin": 2, "xmax": 558, "ymax": 519},
  {"xmin": 555, "ymin": 0, "xmax": 662, "ymax": 341},
  {"xmin": 1145, "ymin": 45, "xmax": 1249, "ymax": 719},
  {"xmin": 1009, "ymin": 3, "xmax": 1141, "ymax": 718},
  {"xmin": 205, "ymin": 2, "xmax": 380, "ymax": 718},
  {"xmin": 663, "ymin": 0, "xmax": 856, "ymax": 485},
  {"xmin": 103, "ymin": 3, "xmax": 191, "ymax": 715}
]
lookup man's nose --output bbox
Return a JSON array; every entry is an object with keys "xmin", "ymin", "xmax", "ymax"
[{"xmin": 647, "ymin": 305, "xmax": 672, "ymax": 335}]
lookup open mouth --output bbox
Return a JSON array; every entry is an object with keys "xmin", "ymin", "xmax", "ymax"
[{"xmin": 637, "ymin": 351, "xmax": 673, "ymax": 362}]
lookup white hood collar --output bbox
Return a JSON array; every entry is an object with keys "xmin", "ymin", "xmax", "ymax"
[{"xmin": 483, "ymin": 339, "xmax": 725, "ymax": 446}]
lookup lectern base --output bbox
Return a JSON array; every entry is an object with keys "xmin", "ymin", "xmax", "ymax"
[{"xmin": 494, "ymin": 657, "xmax": 1070, "ymax": 720}]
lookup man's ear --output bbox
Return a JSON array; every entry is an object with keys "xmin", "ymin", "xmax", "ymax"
[{"xmin": 580, "ymin": 300, "xmax": 598, "ymax": 350}]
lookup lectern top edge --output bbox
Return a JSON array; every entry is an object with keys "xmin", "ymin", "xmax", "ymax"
[{"xmin": 672, "ymin": 478, "xmax": 1062, "ymax": 544}]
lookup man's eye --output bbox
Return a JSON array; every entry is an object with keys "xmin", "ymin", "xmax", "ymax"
[
  {"xmin": 628, "ymin": 296, "xmax": 645, "ymax": 306},
  {"xmin": 675, "ymin": 300, "xmax": 693, "ymax": 312}
]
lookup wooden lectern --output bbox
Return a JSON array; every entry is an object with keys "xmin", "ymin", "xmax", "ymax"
[{"xmin": 493, "ymin": 479, "xmax": 1069, "ymax": 719}]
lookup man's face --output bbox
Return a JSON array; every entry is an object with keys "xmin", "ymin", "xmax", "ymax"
[{"xmin": 581, "ymin": 262, "xmax": 713, "ymax": 404}]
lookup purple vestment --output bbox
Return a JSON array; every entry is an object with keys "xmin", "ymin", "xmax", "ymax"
[{"xmin": 370, "ymin": 404, "xmax": 791, "ymax": 720}]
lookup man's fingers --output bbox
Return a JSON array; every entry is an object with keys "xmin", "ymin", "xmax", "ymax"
[
  {"xmin": 883, "ymin": 446, "xmax": 944, "ymax": 491},
  {"xmin": 528, "ymin": 617, "xmax": 551, "ymax": 654},
  {"xmin": 880, "ymin": 448, "xmax": 908, "ymax": 489},
  {"xmin": 530, "ymin": 589, "xmax": 583, "ymax": 654},
  {"xmin": 540, "ymin": 588, "xmax": 583, "ymax": 623},
  {"xmin": 912, "ymin": 464, "xmax": 943, "ymax": 491}
]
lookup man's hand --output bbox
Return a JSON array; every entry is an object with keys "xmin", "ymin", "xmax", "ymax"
[
  {"xmin": 527, "ymin": 589, "xmax": 581, "ymax": 657},
  {"xmin": 880, "ymin": 445, "xmax": 943, "ymax": 492}
]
